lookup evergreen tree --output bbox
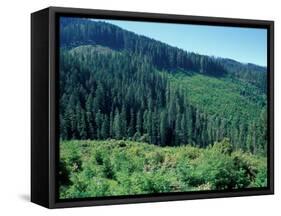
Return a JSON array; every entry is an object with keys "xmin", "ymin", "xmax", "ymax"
[
  {"xmin": 78, "ymin": 109, "xmax": 87, "ymax": 139},
  {"xmin": 136, "ymin": 111, "xmax": 142, "ymax": 135},
  {"xmin": 120, "ymin": 105, "xmax": 127, "ymax": 138},
  {"xmin": 113, "ymin": 109, "xmax": 122, "ymax": 139},
  {"xmin": 175, "ymin": 113, "xmax": 182, "ymax": 145},
  {"xmin": 127, "ymin": 108, "xmax": 135, "ymax": 137},
  {"xmin": 160, "ymin": 110, "xmax": 168, "ymax": 146},
  {"xmin": 180, "ymin": 113, "xmax": 188, "ymax": 144},
  {"xmin": 101, "ymin": 115, "xmax": 109, "ymax": 139},
  {"xmin": 95, "ymin": 109, "xmax": 103, "ymax": 140}
]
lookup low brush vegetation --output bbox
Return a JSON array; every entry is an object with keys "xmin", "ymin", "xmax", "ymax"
[{"xmin": 59, "ymin": 139, "xmax": 267, "ymax": 199}]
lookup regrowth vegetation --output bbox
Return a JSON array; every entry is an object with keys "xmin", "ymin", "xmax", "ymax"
[{"xmin": 59, "ymin": 139, "xmax": 267, "ymax": 199}]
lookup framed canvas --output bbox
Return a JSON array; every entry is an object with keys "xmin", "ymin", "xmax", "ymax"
[{"xmin": 31, "ymin": 6, "xmax": 274, "ymax": 208}]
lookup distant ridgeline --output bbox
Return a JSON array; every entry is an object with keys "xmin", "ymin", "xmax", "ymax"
[
  {"xmin": 59, "ymin": 18, "xmax": 268, "ymax": 155},
  {"xmin": 60, "ymin": 18, "xmax": 267, "ymax": 91}
]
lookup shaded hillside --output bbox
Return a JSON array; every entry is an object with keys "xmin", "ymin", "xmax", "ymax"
[
  {"xmin": 60, "ymin": 17, "xmax": 221, "ymax": 74},
  {"xmin": 60, "ymin": 45, "xmax": 210, "ymax": 147},
  {"xmin": 59, "ymin": 45, "xmax": 267, "ymax": 154},
  {"xmin": 216, "ymin": 58, "xmax": 267, "ymax": 93},
  {"xmin": 60, "ymin": 17, "xmax": 266, "ymax": 91}
]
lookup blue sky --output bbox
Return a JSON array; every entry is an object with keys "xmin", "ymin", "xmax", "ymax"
[{"xmin": 91, "ymin": 19, "xmax": 267, "ymax": 67}]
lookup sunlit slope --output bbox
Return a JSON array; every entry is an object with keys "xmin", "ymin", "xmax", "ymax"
[{"xmin": 167, "ymin": 72, "xmax": 267, "ymax": 122}]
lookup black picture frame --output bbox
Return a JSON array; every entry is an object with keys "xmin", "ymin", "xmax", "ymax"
[{"xmin": 31, "ymin": 6, "xmax": 274, "ymax": 209}]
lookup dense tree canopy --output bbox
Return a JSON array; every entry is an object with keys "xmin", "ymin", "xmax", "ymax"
[{"xmin": 59, "ymin": 44, "xmax": 267, "ymax": 154}]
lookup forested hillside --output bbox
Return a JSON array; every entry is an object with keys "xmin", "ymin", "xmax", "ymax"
[
  {"xmin": 60, "ymin": 18, "xmax": 267, "ymax": 92},
  {"xmin": 59, "ymin": 18, "xmax": 267, "ymax": 154}
]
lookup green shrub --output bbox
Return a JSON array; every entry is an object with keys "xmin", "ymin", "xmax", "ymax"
[
  {"xmin": 102, "ymin": 157, "xmax": 115, "ymax": 179},
  {"xmin": 58, "ymin": 160, "xmax": 70, "ymax": 186},
  {"xmin": 192, "ymin": 139, "xmax": 248, "ymax": 190},
  {"xmin": 59, "ymin": 140, "xmax": 267, "ymax": 199},
  {"xmin": 253, "ymin": 164, "xmax": 267, "ymax": 187},
  {"xmin": 211, "ymin": 138, "xmax": 233, "ymax": 155},
  {"xmin": 93, "ymin": 148, "xmax": 105, "ymax": 165},
  {"xmin": 60, "ymin": 141, "xmax": 82, "ymax": 172}
]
